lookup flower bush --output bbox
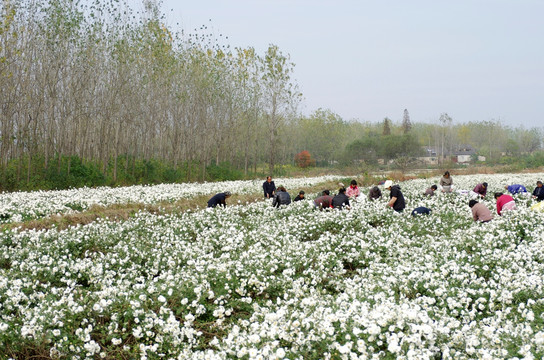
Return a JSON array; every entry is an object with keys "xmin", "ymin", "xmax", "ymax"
[
  {"xmin": 0, "ymin": 175, "xmax": 341, "ymax": 224},
  {"xmin": 1, "ymin": 173, "xmax": 543, "ymax": 359}
]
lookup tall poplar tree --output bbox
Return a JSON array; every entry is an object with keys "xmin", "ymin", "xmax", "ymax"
[
  {"xmin": 261, "ymin": 44, "xmax": 300, "ymax": 174},
  {"xmin": 383, "ymin": 117, "xmax": 392, "ymax": 136},
  {"xmin": 402, "ymin": 109, "xmax": 412, "ymax": 134}
]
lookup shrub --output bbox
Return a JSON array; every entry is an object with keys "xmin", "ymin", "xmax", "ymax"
[{"xmin": 295, "ymin": 150, "xmax": 316, "ymax": 168}]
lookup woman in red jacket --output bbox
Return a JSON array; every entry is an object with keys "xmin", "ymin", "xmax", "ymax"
[{"xmin": 494, "ymin": 192, "xmax": 517, "ymax": 215}]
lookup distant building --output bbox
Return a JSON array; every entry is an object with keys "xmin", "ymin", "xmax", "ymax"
[
  {"xmin": 453, "ymin": 145, "xmax": 476, "ymax": 163},
  {"xmin": 418, "ymin": 145, "xmax": 480, "ymax": 164},
  {"xmin": 417, "ymin": 147, "xmax": 439, "ymax": 165}
]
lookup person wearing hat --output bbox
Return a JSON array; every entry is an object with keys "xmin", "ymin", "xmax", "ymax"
[
  {"xmin": 384, "ymin": 180, "xmax": 405, "ymax": 212},
  {"xmin": 293, "ymin": 190, "xmax": 305, "ymax": 201},
  {"xmin": 272, "ymin": 186, "xmax": 291, "ymax": 208},
  {"xmin": 472, "ymin": 182, "xmax": 488, "ymax": 198},
  {"xmin": 207, "ymin": 191, "xmax": 231, "ymax": 208}
]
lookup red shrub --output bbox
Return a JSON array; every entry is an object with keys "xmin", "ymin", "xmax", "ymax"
[{"xmin": 295, "ymin": 150, "xmax": 315, "ymax": 168}]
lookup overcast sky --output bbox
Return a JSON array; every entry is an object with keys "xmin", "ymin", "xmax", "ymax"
[{"xmin": 127, "ymin": 0, "xmax": 543, "ymax": 128}]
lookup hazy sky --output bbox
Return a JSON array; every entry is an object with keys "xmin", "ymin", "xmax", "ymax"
[{"xmin": 128, "ymin": 0, "xmax": 543, "ymax": 128}]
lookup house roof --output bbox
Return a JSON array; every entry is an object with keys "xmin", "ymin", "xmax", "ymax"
[
  {"xmin": 421, "ymin": 145, "xmax": 476, "ymax": 157},
  {"xmin": 453, "ymin": 144, "xmax": 476, "ymax": 156}
]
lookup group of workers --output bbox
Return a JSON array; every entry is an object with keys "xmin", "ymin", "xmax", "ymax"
[
  {"xmin": 266, "ymin": 176, "xmax": 352, "ymax": 210},
  {"xmin": 207, "ymin": 173, "xmax": 544, "ymax": 223},
  {"xmin": 424, "ymin": 171, "xmax": 544, "ymax": 222}
]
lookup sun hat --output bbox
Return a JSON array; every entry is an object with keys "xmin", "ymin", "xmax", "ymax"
[{"xmin": 383, "ymin": 180, "xmax": 393, "ymax": 188}]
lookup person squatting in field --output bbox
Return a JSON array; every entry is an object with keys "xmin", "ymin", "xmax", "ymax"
[
  {"xmin": 368, "ymin": 186, "xmax": 382, "ymax": 200},
  {"xmin": 263, "ymin": 176, "xmax": 276, "ymax": 198},
  {"xmin": 411, "ymin": 207, "xmax": 431, "ymax": 216},
  {"xmin": 293, "ymin": 190, "xmax": 305, "ymax": 201},
  {"xmin": 505, "ymin": 184, "xmax": 527, "ymax": 195},
  {"xmin": 332, "ymin": 188, "xmax": 350, "ymax": 209},
  {"xmin": 533, "ymin": 181, "xmax": 544, "ymax": 201},
  {"xmin": 472, "ymin": 182, "xmax": 488, "ymax": 198},
  {"xmin": 440, "ymin": 171, "xmax": 453, "ymax": 193},
  {"xmin": 424, "ymin": 185, "xmax": 438, "ymax": 196},
  {"xmin": 469, "ymin": 200, "xmax": 493, "ymax": 223},
  {"xmin": 207, "ymin": 191, "xmax": 231, "ymax": 208},
  {"xmin": 495, "ymin": 192, "xmax": 517, "ymax": 215},
  {"xmin": 384, "ymin": 180, "xmax": 406, "ymax": 213},
  {"xmin": 272, "ymin": 186, "xmax": 291, "ymax": 208},
  {"xmin": 314, "ymin": 190, "xmax": 333, "ymax": 210},
  {"xmin": 346, "ymin": 180, "xmax": 360, "ymax": 198}
]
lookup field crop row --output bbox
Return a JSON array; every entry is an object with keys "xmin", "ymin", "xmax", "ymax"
[{"xmin": 0, "ymin": 175, "xmax": 342, "ymax": 224}]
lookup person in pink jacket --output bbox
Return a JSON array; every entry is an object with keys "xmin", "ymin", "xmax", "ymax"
[
  {"xmin": 494, "ymin": 192, "xmax": 517, "ymax": 215},
  {"xmin": 346, "ymin": 180, "xmax": 360, "ymax": 198}
]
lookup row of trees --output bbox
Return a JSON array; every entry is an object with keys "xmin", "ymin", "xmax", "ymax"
[
  {"xmin": 338, "ymin": 114, "xmax": 542, "ymax": 167},
  {"xmin": 1, "ymin": 1, "xmax": 542, "ymax": 191},
  {"xmin": 1, "ymin": 0, "xmax": 301, "ymax": 189},
  {"xmin": 287, "ymin": 108, "xmax": 542, "ymax": 168}
]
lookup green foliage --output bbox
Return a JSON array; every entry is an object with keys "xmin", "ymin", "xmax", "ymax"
[
  {"xmin": 205, "ymin": 162, "xmax": 244, "ymax": 181},
  {"xmin": 343, "ymin": 136, "xmax": 380, "ymax": 165},
  {"xmin": 0, "ymin": 155, "xmax": 189, "ymax": 191},
  {"xmin": 380, "ymin": 134, "xmax": 422, "ymax": 159},
  {"xmin": 41, "ymin": 156, "xmax": 105, "ymax": 189},
  {"xmin": 523, "ymin": 151, "xmax": 544, "ymax": 168},
  {"xmin": 491, "ymin": 151, "xmax": 544, "ymax": 170},
  {"xmin": 343, "ymin": 133, "xmax": 422, "ymax": 166},
  {"xmin": 294, "ymin": 109, "xmax": 350, "ymax": 164}
]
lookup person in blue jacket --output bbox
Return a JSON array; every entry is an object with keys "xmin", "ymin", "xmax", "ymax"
[
  {"xmin": 207, "ymin": 192, "xmax": 231, "ymax": 208},
  {"xmin": 505, "ymin": 184, "xmax": 527, "ymax": 195}
]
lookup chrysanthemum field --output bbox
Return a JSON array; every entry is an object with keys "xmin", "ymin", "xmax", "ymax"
[
  {"xmin": 0, "ymin": 176, "xmax": 342, "ymax": 224},
  {"xmin": 1, "ymin": 173, "xmax": 544, "ymax": 359}
]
